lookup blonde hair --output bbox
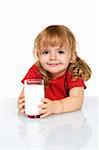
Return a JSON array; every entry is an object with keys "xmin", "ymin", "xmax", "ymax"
[{"xmin": 33, "ymin": 25, "xmax": 92, "ymax": 86}]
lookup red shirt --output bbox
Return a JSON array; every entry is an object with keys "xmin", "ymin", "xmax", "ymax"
[{"xmin": 21, "ymin": 63, "xmax": 86, "ymax": 101}]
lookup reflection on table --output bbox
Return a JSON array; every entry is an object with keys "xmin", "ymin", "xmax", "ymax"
[
  {"xmin": 18, "ymin": 110, "xmax": 91, "ymax": 149},
  {"xmin": 0, "ymin": 97, "xmax": 98, "ymax": 149}
]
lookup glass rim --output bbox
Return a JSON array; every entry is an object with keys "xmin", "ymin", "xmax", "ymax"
[{"xmin": 24, "ymin": 79, "xmax": 44, "ymax": 85}]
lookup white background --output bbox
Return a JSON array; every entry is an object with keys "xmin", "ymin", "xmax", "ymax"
[{"xmin": 0, "ymin": 0, "xmax": 98, "ymax": 98}]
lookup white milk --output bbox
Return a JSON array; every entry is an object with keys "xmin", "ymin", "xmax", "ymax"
[{"xmin": 24, "ymin": 80, "xmax": 44, "ymax": 116}]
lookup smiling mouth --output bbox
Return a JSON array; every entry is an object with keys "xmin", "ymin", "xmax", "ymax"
[{"xmin": 47, "ymin": 63, "xmax": 61, "ymax": 66}]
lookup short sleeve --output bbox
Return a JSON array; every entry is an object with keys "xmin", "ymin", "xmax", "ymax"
[
  {"xmin": 66, "ymin": 72, "xmax": 86, "ymax": 90},
  {"xmin": 21, "ymin": 64, "xmax": 42, "ymax": 84}
]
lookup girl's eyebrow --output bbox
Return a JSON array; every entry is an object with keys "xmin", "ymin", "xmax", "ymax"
[
  {"xmin": 56, "ymin": 48, "xmax": 66, "ymax": 51},
  {"xmin": 40, "ymin": 47, "xmax": 67, "ymax": 51},
  {"xmin": 40, "ymin": 48, "xmax": 49, "ymax": 51}
]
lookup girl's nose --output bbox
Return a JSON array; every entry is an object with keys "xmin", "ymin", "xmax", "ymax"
[{"xmin": 50, "ymin": 52, "xmax": 56, "ymax": 60}]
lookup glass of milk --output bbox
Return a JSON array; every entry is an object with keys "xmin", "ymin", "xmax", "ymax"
[{"xmin": 24, "ymin": 79, "xmax": 44, "ymax": 118}]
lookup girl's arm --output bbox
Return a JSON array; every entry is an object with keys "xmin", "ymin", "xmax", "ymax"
[
  {"xmin": 38, "ymin": 87, "xmax": 84, "ymax": 118},
  {"xmin": 57, "ymin": 87, "xmax": 84, "ymax": 113}
]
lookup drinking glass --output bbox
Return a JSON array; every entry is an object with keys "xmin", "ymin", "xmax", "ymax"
[{"xmin": 24, "ymin": 79, "xmax": 44, "ymax": 118}]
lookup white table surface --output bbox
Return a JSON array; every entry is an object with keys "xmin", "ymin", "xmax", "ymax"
[{"xmin": 0, "ymin": 97, "xmax": 99, "ymax": 150}]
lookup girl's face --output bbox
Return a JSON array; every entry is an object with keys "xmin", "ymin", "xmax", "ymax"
[{"xmin": 38, "ymin": 44, "xmax": 72, "ymax": 78}]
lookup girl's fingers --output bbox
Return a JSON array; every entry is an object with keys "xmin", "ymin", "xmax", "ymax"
[
  {"xmin": 17, "ymin": 95, "xmax": 25, "ymax": 114},
  {"xmin": 40, "ymin": 112, "xmax": 50, "ymax": 118},
  {"xmin": 38, "ymin": 103, "xmax": 48, "ymax": 109},
  {"xmin": 18, "ymin": 97, "xmax": 25, "ymax": 104},
  {"xmin": 38, "ymin": 108, "xmax": 48, "ymax": 115},
  {"xmin": 19, "ymin": 108, "xmax": 25, "ymax": 114},
  {"xmin": 18, "ymin": 102, "xmax": 25, "ymax": 109},
  {"xmin": 41, "ymin": 98, "xmax": 49, "ymax": 103}
]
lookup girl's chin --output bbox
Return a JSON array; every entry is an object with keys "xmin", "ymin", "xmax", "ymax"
[
  {"xmin": 46, "ymin": 69, "xmax": 66, "ymax": 77},
  {"xmin": 43, "ymin": 65, "xmax": 66, "ymax": 75},
  {"xmin": 46, "ymin": 69, "xmax": 60, "ymax": 73}
]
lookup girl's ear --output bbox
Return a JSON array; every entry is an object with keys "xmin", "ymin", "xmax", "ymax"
[{"xmin": 70, "ymin": 51, "xmax": 77, "ymax": 63}]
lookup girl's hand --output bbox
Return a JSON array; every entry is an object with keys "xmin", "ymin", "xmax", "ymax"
[
  {"xmin": 17, "ymin": 96, "xmax": 25, "ymax": 114},
  {"xmin": 38, "ymin": 98, "xmax": 63, "ymax": 118}
]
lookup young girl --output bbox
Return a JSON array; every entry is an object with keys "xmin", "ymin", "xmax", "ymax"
[{"xmin": 18, "ymin": 25, "xmax": 92, "ymax": 118}]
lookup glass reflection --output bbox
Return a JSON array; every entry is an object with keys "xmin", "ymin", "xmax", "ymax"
[{"xmin": 17, "ymin": 110, "xmax": 92, "ymax": 149}]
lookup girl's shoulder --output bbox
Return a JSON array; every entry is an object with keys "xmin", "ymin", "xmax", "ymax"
[
  {"xmin": 65, "ymin": 70, "xmax": 86, "ymax": 90},
  {"xmin": 29, "ymin": 63, "xmax": 42, "ymax": 78},
  {"xmin": 21, "ymin": 62, "xmax": 42, "ymax": 84},
  {"xmin": 28, "ymin": 63, "xmax": 39, "ymax": 71}
]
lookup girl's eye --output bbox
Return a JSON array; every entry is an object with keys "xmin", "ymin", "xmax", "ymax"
[
  {"xmin": 41, "ymin": 51, "xmax": 49, "ymax": 55},
  {"xmin": 58, "ymin": 50, "xmax": 65, "ymax": 54}
]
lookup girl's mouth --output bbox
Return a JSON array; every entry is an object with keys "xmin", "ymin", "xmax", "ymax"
[{"xmin": 47, "ymin": 63, "xmax": 61, "ymax": 67}]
